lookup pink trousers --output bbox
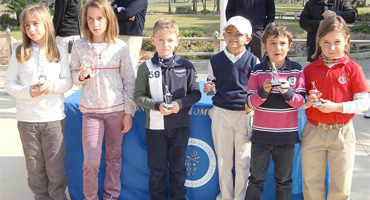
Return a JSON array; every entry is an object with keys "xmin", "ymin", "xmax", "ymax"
[{"xmin": 82, "ymin": 111, "xmax": 124, "ymax": 200}]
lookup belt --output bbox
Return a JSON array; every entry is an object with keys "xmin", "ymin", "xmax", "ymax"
[{"xmin": 317, "ymin": 122, "xmax": 344, "ymax": 130}]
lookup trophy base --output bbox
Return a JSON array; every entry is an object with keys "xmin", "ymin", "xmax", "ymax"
[
  {"xmin": 313, "ymin": 101, "xmax": 323, "ymax": 107},
  {"xmin": 34, "ymin": 84, "xmax": 44, "ymax": 90},
  {"xmin": 272, "ymin": 82, "xmax": 281, "ymax": 87},
  {"xmin": 85, "ymin": 74, "xmax": 96, "ymax": 79},
  {"xmin": 165, "ymin": 104, "xmax": 175, "ymax": 109},
  {"xmin": 206, "ymin": 91, "xmax": 215, "ymax": 96}
]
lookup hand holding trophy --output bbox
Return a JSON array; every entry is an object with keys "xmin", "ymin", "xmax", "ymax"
[
  {"xmin": 164, "ymin": 85, "xmax": 175, "ymax": 109},
  {"xmin": 311, "ymin": 81, "xmax": 323, "ymax": 107},
  {"xmin": 205, "ymin": 78, "xmax": 215, "ymax": 96},
  {"xmin": 81, "ymin": 57, "xmax": 96, "ymax": 79},
  {"xmin": 271, "ymin": 62, "xmax": 281, "ymax": 87},
  {"xmin": 34, "ymin": 74, "xmax": 47, "ymax": 90}
]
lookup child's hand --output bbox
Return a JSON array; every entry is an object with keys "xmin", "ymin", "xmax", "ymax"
[
  {"xmin": 306, "ymin": 89, "xmax": 322, "ymax": 108},
  {"xmin": 79, "ymin": 65, "xmax": 92, "ymax": 81},
  {"xmin": 204, "ymin": 82, "xmax": 215, "ymax": 94},
  {"xmin": 29, "ymin": 84, "xmax": 43, "ymax": 97},
  {"xmin": 278, "ymin": 79, "xmax": 289, "ymax": 94},
  {"xmin": 316, "ymin": 99, "xmax": 343, "ymax": 113},
  {"xmin": 121, "ymin": 114, "xmax": 133, "ymax": 134},
  {"xmin": 171, "ymin": 102, "xmax": 180, "ymax": 114},
  {"xmin": 263, "ymin": 79, "xmax": 272, "ymax": 93},
  {"xmin": 39, "ymin": 80, "xmax": 55, "ymax": 95},
  {"xmin": 159, "ymin": 102, "xmax": 173, "ymax": 116}
]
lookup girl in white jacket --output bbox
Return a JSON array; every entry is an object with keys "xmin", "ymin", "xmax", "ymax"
[{"xmin": 5, "ymin": 4, "xmax": 72, "ymax": 200}]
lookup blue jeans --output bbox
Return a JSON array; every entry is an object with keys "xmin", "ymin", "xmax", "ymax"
[
  {"xmin": 245, "ymin": 142, "xmax": 295, "ymax": 200},
  {"xmin": 146, "ymin": 127, "xmax": 190, "ymax": 200}
]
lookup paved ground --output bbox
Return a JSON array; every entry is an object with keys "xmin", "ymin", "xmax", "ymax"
[{"xmin": 0, "ymin": 59, "xmax": 369, "ymax": 200}]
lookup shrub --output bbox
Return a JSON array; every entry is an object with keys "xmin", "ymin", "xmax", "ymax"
[
  {"xmin": 350, "ymin": 23, "xmax": 370, "ymax": 34},
  {"xmin": 180, "ymin": 27, "xmax": 207, "ymax": 37},
  {"xmin": 141, "ymin": 27, "xmax": 213, "ymax": 56},
  {"xmin": 0, "ymin": 14, "xmax": 18, "ymax": 27}
]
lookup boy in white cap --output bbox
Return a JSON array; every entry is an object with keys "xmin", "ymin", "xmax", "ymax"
[{"xmin": 204, "ymin": 16, "xmax": 259, "ymax": 200}]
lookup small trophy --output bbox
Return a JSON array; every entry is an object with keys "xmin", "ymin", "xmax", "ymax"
[
  {"xmin": 311, "ymin": 81, "xmax": 323, "ymax": 107},
  {"xmin": 206, "ymin": 78, "xmax": 215, "ymax": 96},
  {"xmin": 83, "ymin": 66, "xmax": 96, "ymax": 79},
  {"xmin": 34, "ymin": 74, "xmax": 46, "ymax": 90},
  {"xmin": 164, "ymin": 85, "xmax": 175, "ymax": 109},
  {"xmin": 271, "ymin": 62, "xmax": 281, "ymax": 87},
  {"xmin": 82, "ymin": 57, "xmax": 96, "ymax": 79}
]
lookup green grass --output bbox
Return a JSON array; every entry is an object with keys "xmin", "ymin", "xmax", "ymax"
[
  {"xmin": 143, "ymin": 15, "xmax": 302, "ymax": 37},
  {"xmin": 147, "ymin": 0, "xmax": 218, "ymax": 14},
  {"xmin": 144, "ymin": 14, "xmax": 220, "ymax": 36},
  {"xmin": 357, "ymin": 7, "xmax": 370, "ymax": 15}
]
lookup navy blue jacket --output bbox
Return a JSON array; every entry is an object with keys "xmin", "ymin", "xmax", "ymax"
[
  {"xmin": 226, "ymin": 0, "xmax": 275, "ymax": 32},
  {"xmin": 53, "ymin": 0, "xmax": 81, "ymax": 37},
  {"xmin": 112, "ymin": 0, "xmax": 148, "ymax": 36},
  {"xmin": 210, "ymin": 50, "xmax": 258, "ymax": 111},
  {"xmin": 134, "ymin": 53, "xmax": 201, "ymax": 130}
]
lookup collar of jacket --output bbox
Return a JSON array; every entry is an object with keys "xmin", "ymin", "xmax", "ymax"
[
  {"xmin": 260, "ymin": 56, "xmax": 293, "ymax": 72},
  {"xmin": 151, "ymin": 52, "xmax": 184, "ymax": 69},
  {"xmin": 317, "ymin": 0, "xmax": 335, "ymax": 6}
]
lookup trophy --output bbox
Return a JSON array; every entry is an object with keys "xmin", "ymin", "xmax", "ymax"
[
  {"xmin": 82, "ymin": 57, "xmax": 96, "ymax": 79},
  {"xmin": 311, "ymin": 81, "xmax": 323, "ymax": 107},
  {"xmin": 83, "ymin": 66, "xmax": 96, "ymax": 79},
  {"xmin": 206, "ymin": 78, "xmax": 215, "ymax": 96},
  {"xmin": 271, "ymin": 62, "xmax": 281, "ymax": 87},
  {"xmin": 164, "ymin": 85, "xmax": 175, "ymax": 109},
  {"xmin": 34, "ymin": 74, "xmax": 46, "ymax": 90}
]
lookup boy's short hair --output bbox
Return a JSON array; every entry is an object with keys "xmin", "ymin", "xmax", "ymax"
[
  {"xmin": 223, "ymin": 16, "xmax": 252, "ymax": 37},
  {"xmin": 261, "ymin": 22, "xmax": 293, "ymax": 44},
  {"xmin": 153, "ymin": 17, "xmax": 179, "ymax": 36}
]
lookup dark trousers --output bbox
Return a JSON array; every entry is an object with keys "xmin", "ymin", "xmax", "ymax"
[
  {"xmin": 246, "ymin": 30, "xmax": 265, "ymax": 62},
  {"xmin": 245, "ymin": 142, "xmax": 295, "ymax": 200},
  {"xmin": 145, "ymin": 127, "xmax": 190, "ymax": 200}
]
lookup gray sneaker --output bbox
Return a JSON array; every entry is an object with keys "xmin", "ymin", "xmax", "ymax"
[{"xmin": 365, "ymin": 111, "xmax": 370, "ymax": 118}]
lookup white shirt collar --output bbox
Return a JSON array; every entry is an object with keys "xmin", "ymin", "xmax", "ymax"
[{"xmin": 224, "ymin": 46, "xmax": 246, "ymax": 63}]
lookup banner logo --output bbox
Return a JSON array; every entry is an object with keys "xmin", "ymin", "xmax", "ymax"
[{"xmin": 185, "ymin": 138, "xmax": 216, "ymax": 188}]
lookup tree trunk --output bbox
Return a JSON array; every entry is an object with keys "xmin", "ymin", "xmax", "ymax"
[
  {"xmin": 193, "ymin": 0, "xmax": 197, "ymax": 14},
  {"xmin": 168, "ymin": 0, "xmax": 172, "ymax": 14}
]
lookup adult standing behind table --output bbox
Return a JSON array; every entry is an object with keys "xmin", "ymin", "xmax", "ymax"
[
  {"xmin": 53, "ymin": 0, "xmax": 81, "ymax": 53},
  {"xmin": 112, "ymin": 0, "xmax": 148, "ymax": 69},
  {"xmin": 226, "ymin": 0, "xmax": 275, "ymax": 62},
  {"xmin": 299, "ymin": 0, "xmax": 356, "ymax": 62}
]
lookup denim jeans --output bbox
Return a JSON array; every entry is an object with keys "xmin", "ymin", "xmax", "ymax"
[
  {"xmin": 145, "ymin": 127, "xmax": 190, "ymax": 200},
  {"xmin": 245, "ymin": 142, "xmax": 295, "ymax": 200}
]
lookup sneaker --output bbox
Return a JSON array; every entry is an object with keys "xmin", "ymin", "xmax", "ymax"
[{"xmin": 365, "ymin": 111, "xmax": 370, "ymax": 118}]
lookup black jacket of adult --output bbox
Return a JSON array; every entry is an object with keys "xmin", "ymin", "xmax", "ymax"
[
  {"xmin": 226, "ymin": 0, "xmax": 275, "ymax": 32},
  {"xmin": 112, "ymin": 0, "xmax": 148, "ymax": 36},
  {"xmin": 53, "ymin": 0, "xmax": 81, "ymax": 37},
  {"xmin": 299, "ymin": 0, "xmax": 356, "ymax": 62}
]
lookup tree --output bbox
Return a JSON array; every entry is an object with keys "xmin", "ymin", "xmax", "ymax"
[
  {"xmin": 5, "ymin": 0, "xmax": 39, "ymax": 24},
  {"xmin": 168, "ymin": 0, "xmax": 172, "ymax": 14}
]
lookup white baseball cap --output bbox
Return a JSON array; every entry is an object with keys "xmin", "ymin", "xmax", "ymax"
[{"xmin": 223, "ymin": 16, "xmax": 252, "ymax": 37}]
